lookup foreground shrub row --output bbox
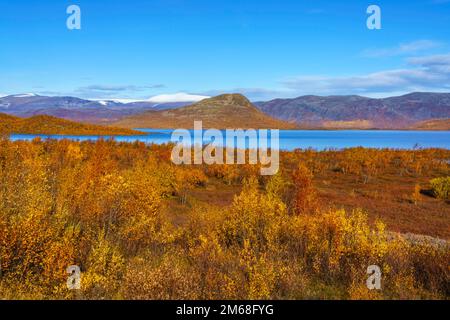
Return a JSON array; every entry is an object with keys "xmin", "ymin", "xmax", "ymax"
[{"xmin": 0, "ymin": 139, "xmax": 448, "ymax": 299}]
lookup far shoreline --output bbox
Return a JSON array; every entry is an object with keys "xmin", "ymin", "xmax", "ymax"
[{"xmin": 133, "ymin": 127, "xmax": 450, "ymax": 132}]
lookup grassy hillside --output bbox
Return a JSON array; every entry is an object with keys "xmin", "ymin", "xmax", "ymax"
[
  {"xmin": 114, "ymin": 94, "xmax": 297, "ymax": 129},
  {"xmin": 0, "ymin": 113, "xmax": 143, "ymax": 135},
  {"xmin": 294, "ymin": 119, "xmax": 377, "ymax": 130},
  {"xmin": 410, "ymin": 118, "xmax": 450, "ymax": 131}
]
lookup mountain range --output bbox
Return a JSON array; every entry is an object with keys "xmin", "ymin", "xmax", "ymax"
[
  {"xmin": 255, "ymin": 92, "xmax": 450, "ymax": 129},
  {"xmin": 1, "ymin": 92, "xmax": 449, "ymax": 129},
  {"xmin": 114, "ymin": 94, "xmax": 297, "ymax": 129},
  {"xmin": 0, "ymin": 93, "xmax": 193, "ymax": 123}
]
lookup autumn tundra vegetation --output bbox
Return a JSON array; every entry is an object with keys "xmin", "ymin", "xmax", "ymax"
[
  {"xmin": 0, "ymin": 113, "xmax": 143, "ymax": 136},
  {"xmin": 0, "ymin": 137, "xmax": 448, "ymax": 300}
]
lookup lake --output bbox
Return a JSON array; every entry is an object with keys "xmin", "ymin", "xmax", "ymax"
[{"xmin": 9, "ymin": 129, "xmax": 450, "ymax": 151}]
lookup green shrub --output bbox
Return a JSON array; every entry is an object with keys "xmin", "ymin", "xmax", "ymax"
[{"xmin": 430, "ymin": 177, "xmax": 450, "ymax": 200}]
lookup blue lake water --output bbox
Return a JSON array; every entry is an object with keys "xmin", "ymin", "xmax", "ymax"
[{"xmin": 9, "ymin": 129, "xmax": 450, "ymax": 151}]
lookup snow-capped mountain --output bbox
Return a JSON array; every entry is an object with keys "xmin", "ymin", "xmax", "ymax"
[{"xmin": 0, "ymin": 93, "xmax": 207, "ymax": 123}]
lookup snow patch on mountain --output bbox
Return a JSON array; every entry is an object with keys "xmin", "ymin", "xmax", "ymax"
[
  {"xmin": 93, "ymin": 98, "xmax": 144, "ymax": 105},
  {"xmin": 147, "ymin": 93, "xmax": 210, "ymax": 103},
  {"xmin": 10, "ymin": 93, "xmax": 39, "ymax": 98}
]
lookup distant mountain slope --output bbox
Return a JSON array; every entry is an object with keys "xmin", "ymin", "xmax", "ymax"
[
  {"xmin": 255, "ymin": 92, "xmax": 450, "ymax": 129},
  {"xmin": 410, "ymin": 118, "xmax": 450, "ymax": 131},
  {"xmin": 0, "ymin": 113, "xmax": 143, "ymax": 135},
  {"xmin": 114, "ymin": 94, "xmax": 297, "ymax": 129},
  {"xmin": 0, "ymin": 94, "xmax": 194, "ymax": 123},
  {"xmin": 2, "ymin": 92, "xmax": 450, "ymax": 129}
]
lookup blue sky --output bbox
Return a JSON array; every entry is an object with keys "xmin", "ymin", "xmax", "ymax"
[{"xmin": 0, "ymin": 0, "xmax": 449, "ymax": 101}]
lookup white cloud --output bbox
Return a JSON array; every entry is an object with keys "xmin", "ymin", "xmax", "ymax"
[
  {"xmin": 195, "ymin": 52, "xmax": 450, "ymax": 100},
  {"xmin": 408, "ymin": 53, "xmax": 450, "ymax": 66},
  {"xmin": 147, "ymin": 92, "xmax": 210, "ymax": 103},
  {"xmin": 79, "ymin": 84, "xmax": 165, "ymax": 92},
  {"xmin": 280, "ymin": 52, "xmax": 450, "ymax": 97},
  {"xmin": 93, "ymin": 98, "xmax": 144, "ymax": 104},
  {"xmin": 74, "ymin": 84, "xmax": 166, "ymax": 99},
  {"xmin": 362, "ymin": 40, "xmax": 441, "ymax": 57}
]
